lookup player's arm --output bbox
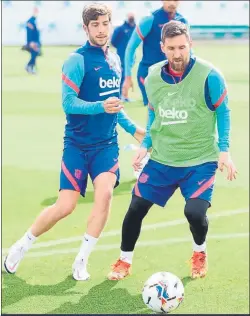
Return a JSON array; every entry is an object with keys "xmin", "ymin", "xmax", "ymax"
[
  {"xmin": 206, "ymin": 69, "xmax": 237, "ymax": 180},
  {"xmin": 117, "ymin": 110, "xmax": 145, "ymax": 143},
  {"xmin": 62, "ymin": 54, "xmax": 121, "ymax": 115},
  {"xmin": 33, "ymin": 21, "xmax": 39, "ymax": 42},
  {"xmin": 141, "ymin": 103, "xmax": 155, "ymax": 150},
  {"xmin": 26, "ymin": 19, "xmax": 35, "ymax": 44},
  {"xmin": 62, "ymin": 53, "xmax": 105, "ymax": 115},
  {"xmin": 124, "ymin": 15, "xmax": 154, "ymax": 77},
  {"xmin": 122, "ymin": 15, "xmax": 154, "ymax": 98},
  {"xmin": 133, "ymin": 103, "xmax": 155, "ymax": 171},
  {"xmin": 111, "ymin": 26, "xmax": 121, "ymax": 49},
  {"xmin": 206, "ymin": 69, "xmax": 230, "ymax": 151},
  {"xmin": 26, "ymin": 21, "xmax": 39, "ymax": 51}
]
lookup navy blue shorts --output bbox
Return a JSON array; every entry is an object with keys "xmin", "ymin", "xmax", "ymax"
[
  {"xmin": 133, "ymin": 159, "xmax": 218, "ymax": 207},
  {"xmin": 137, "ymin": 63, "xmax": 149, "ymax": 106},
  {"xmin": 60, "ymin": 144, "xmax": 120, "ymax": 197}
]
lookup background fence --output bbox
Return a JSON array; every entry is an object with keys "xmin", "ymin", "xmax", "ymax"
[{"xmin": 2, "ymin": 0, "xmax": 249, "ymax": 45}]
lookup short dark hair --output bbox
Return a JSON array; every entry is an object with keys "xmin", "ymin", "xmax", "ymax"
[
  {"xmin": 161, "ymin": 20, "xmax": 190, "ymax": 42},
  {"xmin": 82, "ymin": 2, "xmax": 112, "ymax": 26}
]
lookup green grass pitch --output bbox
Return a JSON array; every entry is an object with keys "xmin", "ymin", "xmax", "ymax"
[{"xmin": 2, "ymin": 41, "xmax": 249, "ymax": 314}]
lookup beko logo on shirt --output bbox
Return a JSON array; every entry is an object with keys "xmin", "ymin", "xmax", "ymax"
[
  {"xmin": 159, "ymin": 106, "xmax": 188, "ymax": 125},
  {"xmin": 98, "ymin": 77, "xmax": 121, "ymax": 96},
  {"xmin": 99, "ymin": 77, "xmax": 120, "ymax": 89}
]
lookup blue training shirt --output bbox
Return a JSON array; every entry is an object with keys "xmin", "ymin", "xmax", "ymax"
[
  {"xmin": 26, "ymin": 16, "xmax": 40, "ymax": 44},
  {"xmin": 62, "ymin": 41, "xmax": 137, "ymax": 149},
  {"xmin": 111, "ymin": 21, "xmax": 136, "ymax": 66},
  {"xmin": 125, "ymin": 7, "xmax": 188, "ymax": 76},
  {"xmin": 142, "ymin": 56, "xmax": 230, "ymax": 153}
]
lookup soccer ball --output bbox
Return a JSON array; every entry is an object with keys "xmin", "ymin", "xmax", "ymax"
[{"xmin": 142, "ymin": 272, "xmax": 184, "ymax": 314}]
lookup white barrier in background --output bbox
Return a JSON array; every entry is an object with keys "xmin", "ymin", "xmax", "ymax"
[{"xmin": 2, "ymin": 1, "xmax": 249, "ymax": 45}]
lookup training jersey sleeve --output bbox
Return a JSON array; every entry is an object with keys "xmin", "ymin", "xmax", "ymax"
[
  {"xmin": 206, "ymin": 69, "xmax": 230, "ymax": 152},
  {"xmin": 111, "ymin": 25, "xmax": 122, "ymax": 49},
  {"xmin": 62, "ymin": 53, "xmax": 105, "ymax": 115},
  {"xmin": 117, "ymin": 110, "xmax": 137, "ymax": 135},
  {"xmin": 26, "ymin": 18, "xmax": 36, "ymax": 43},
  {"xmin": 124, "ymin": 15, "xmax": 154, "ymax": 77},
  {"xmin": 141, "ymin": 103, "xmax": 155, "ymax": 149}
]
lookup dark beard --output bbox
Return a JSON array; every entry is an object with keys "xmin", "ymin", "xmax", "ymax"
[
  {"xmin": 89, "ymin": 36, "xmax": 108, "ymax": 47},
  {"xmin": 169, "ymin": 60, "xmax": 185, "ymax": 72}
]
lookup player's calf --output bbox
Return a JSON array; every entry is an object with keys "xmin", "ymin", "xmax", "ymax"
[
  {"xmin": 108, "ymin": 196, "xmax": 153, "ymax": 280},
  {"xmin": 72, "ymin": 174, "xmax": 116, "ymax": 281},
  {"xmin": 184, "ymin": 199, "xmax": 209, "ymax": 278},
  {"xmin": 5, "ymin": 191, "xmax": 79, "ymax": 274}
]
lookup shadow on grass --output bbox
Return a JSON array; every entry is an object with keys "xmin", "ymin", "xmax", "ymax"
[
  {"xmin": 41, "ymin": 179, "xmax": 136, "ymax": 206},
  {"xmin": 47, "ymin": 279, "xmax": 148, "ymax": 314},
  {"xmin": 2, "ymin": 273, "xmax": 80, "ymax": 310},
  {"xmin": 48, "ymin": 277, "xmax": 195, "ymax": 314},
  {"xmin": 2, "ymin": 273, "xmax": 195, "ymax": 314},
  {"xmin": 181, "ymin": 275, "xmax": 195, "ymax": 288}
]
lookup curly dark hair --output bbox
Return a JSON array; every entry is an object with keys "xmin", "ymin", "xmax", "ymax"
[{"xmin": 82, "ymin": 2, "xmax": 112, "ymax": 26}]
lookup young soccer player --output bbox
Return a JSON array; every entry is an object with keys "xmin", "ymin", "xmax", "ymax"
[{"xmin": 5, "ymin": 3, "xmax": 144, "ymax": 281}]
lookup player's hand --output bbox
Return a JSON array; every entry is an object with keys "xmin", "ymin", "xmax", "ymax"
[
  {"xmin": 122, "ymin": 76, "xmax": 134, "ymax": 99},
  {"xmin": 218, "ymin": 152, "xmax": 237, "ymax": 181},
  {"xmin": 29, "ymin": 41, "xmax": 39, "ymax": 51},
  {"xmin": 104, "ymin": 97, "xmax": 123, "ymax": 114},
  {"xmin": 133, "ymin": 147, "xmax": 148, "ymax": 171},
  {"xmin": 133, "ymin": 127, "xmax": 146, "ymax": 144}
]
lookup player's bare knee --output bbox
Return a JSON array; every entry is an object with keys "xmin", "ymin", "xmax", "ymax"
[
  {"xmin": 98, "ymin": 187, "xmax": 113, "ymax": 204},
  {"xmin": 55, "ymin": 200, "xmax": 77, "ymax": 218}
]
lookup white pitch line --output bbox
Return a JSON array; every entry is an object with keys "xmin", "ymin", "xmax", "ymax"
[
  {"xmin": 2, "ymin": 233, "xmax": 248, "ymax": 259},
  {"xmin": 2, "ymin": 209, "xmax": 248, "ymax": 253}
]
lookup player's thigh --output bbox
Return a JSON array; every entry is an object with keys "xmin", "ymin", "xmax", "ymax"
[
  {"xmin": 89, "ymin": 145, "xmax": 120, "ymax": 190},
  {"xmin": 60, "ymin": 145, "xmax": 88, "ymax": 197},
  {"xmin": 133, "ymin": 159, "xmax": 178, "ymax": 207},
  {"xmin": 180, "ymin": 162, "xmax": 218, "ymax": 205},
  {"xmin": 90, "ymin": 146, "xmax": 119, "ymax": 209}
]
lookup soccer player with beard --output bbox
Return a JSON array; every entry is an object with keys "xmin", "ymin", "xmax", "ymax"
[
  {"xmin": 108, "ymin": 21, "xmax": 237, "ymax": 280},
  {"xmin": 4, "ymin": 3, "xmax": 145, "ymax": 281}
]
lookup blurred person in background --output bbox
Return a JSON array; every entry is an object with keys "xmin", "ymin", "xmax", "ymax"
[
  {"xmin": 24, "ymin": 7, "xmax": 41, "ymax": 74},
  {"xmin": 123, "ymin": 0, "xmax": 188, "ymax": 106},
  {"xmin": 111, "ymin": 12, "xmax": 136, "ymax": 101}
]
